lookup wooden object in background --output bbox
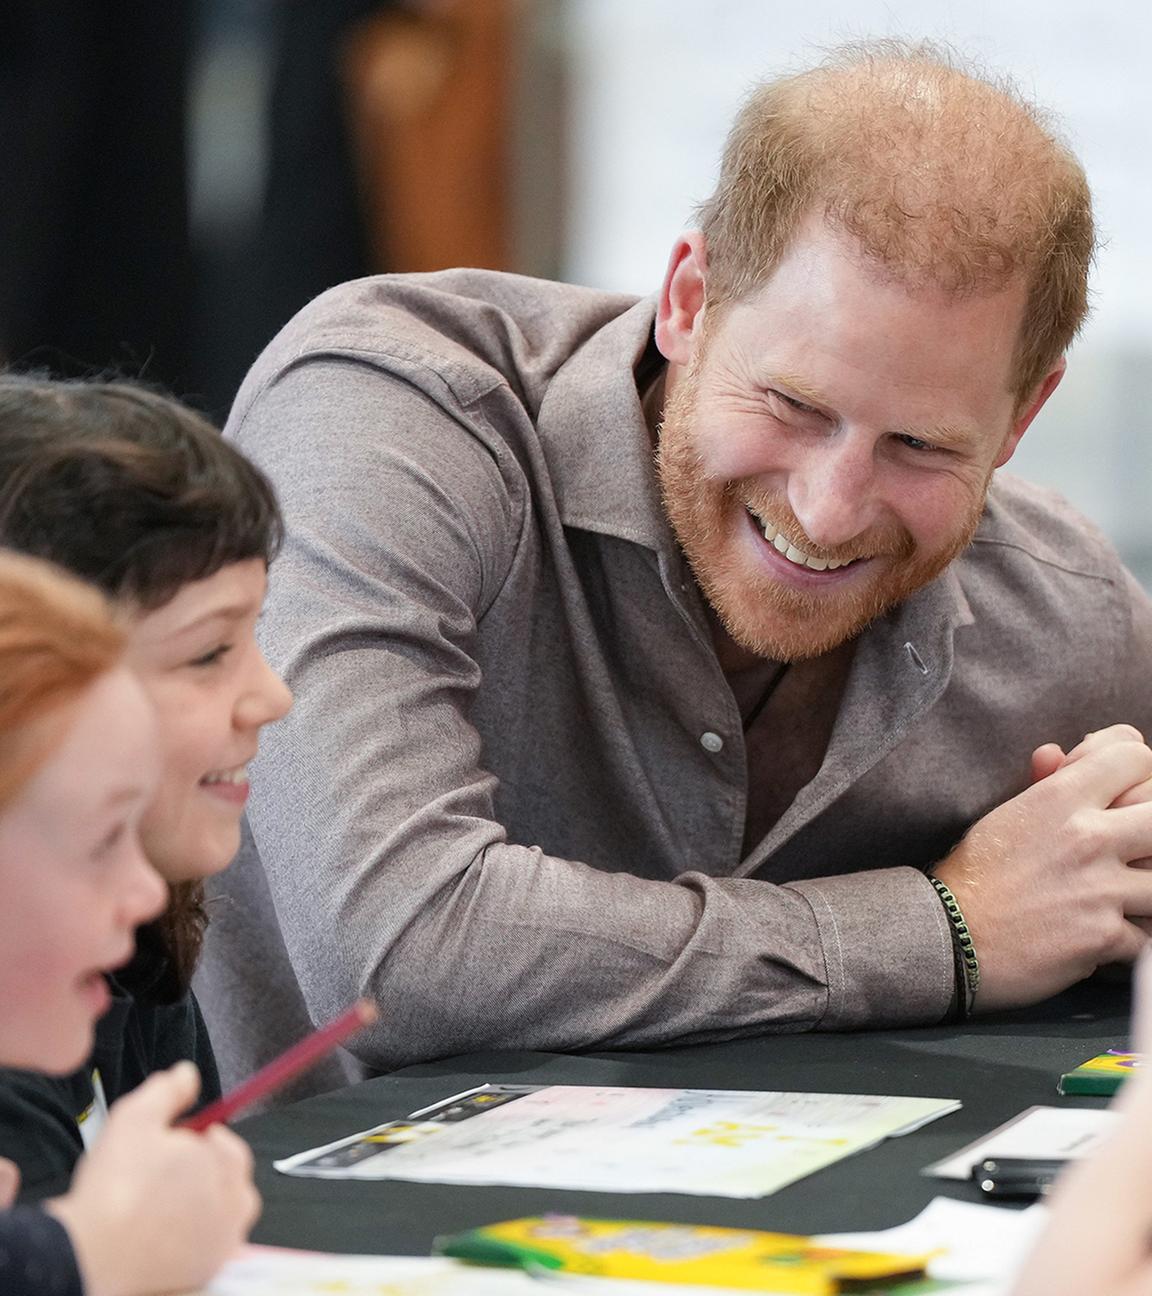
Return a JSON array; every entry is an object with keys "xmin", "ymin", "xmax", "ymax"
[{"xmin": 342, "ymin": 0, "xmax": 519, "ymax": 273}]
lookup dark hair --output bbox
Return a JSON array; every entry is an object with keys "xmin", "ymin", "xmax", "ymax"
[
  {"xmin": 0, "ymin": 374, "xmax": 284, "ymax": 993},
  {"xmin": 0, "ymin": 375, "xmax": 282, "ymax": 609}
]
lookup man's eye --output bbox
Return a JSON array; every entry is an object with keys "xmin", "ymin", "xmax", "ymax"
[
  {"xmin": 189, "ymin": 644, "xmax": 233, "ymax": 668},
  {"xmin": 769, "ymin": 390, "xmax": 819, "ymax": 416},
  {"xmin": 897, "ymin": 434, "xmax": 938, "ymax": 453}
]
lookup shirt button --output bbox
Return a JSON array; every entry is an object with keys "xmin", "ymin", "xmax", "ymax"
[{"xmin": 700, "ymin": 731, "xmax": 724, "ymax": 753}]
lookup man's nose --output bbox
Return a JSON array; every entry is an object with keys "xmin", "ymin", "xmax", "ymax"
[{"xmin": 785, "ymin": 433, "xmax": 881, "ymax": 551}]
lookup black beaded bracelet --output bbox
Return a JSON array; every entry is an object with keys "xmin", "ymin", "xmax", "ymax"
[{"xmin": 928, "ymin": 876, "xmax": 981, "ymax": 1017}]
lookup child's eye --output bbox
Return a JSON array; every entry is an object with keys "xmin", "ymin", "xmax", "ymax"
[
  {"xmin": 93, "ymin": 822, "xmax": 126, "ymax": 860},
  {"xmin": 189, "ymin": 644, "xmax": 233, "ymax": 668}
]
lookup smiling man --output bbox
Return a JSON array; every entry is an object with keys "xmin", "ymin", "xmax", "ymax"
[
  {"xmin": 658, "ymin": 222, "xmax": 1031, "ymax": 660},
  {"xmin": 203, "ymin": 41, "xmax": 1152, "ymax": 1084}
]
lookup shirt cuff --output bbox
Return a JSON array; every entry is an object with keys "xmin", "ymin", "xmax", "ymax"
[{"xmin": 785, "ymin": 867, "xmax": 957, "ymax": 1030}]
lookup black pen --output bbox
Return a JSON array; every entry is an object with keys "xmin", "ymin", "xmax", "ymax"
[{"xmin": 972, "ymin": 1156, "xmax": 1070, "ymax": 1198}]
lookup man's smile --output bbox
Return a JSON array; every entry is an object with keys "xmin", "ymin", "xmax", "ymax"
[{"xmin": 742, "ymin": 507, "xmax": 868, "ymax": 581}]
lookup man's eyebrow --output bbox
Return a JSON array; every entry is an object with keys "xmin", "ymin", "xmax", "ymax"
[
  {"xmin": 768, "ymin": 370, "xmax": 835, "ymax": 409},
  {"xmin": 768, "ymin": 370, "xmax": 978, "ymax": 448}
]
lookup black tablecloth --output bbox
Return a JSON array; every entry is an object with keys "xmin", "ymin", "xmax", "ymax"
[{"xmin": 236, "ymin": 979, "xmax": 1128, "ymax": 1255}]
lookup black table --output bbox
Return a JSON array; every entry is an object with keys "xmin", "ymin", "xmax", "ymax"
[{"xmin": 237, "ymin": 980, "xmax": 1128, "ymax": 1255}]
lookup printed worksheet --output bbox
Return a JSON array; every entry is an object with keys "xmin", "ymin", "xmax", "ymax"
[{"xmin": 275, "ymin": 1083, "xmax": 960, "ymax": 1198}]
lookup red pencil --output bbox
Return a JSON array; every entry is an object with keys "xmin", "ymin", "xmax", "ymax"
[{"xmin": 181, "ymin": 998, "xmax": 379, "ymax": 1131}]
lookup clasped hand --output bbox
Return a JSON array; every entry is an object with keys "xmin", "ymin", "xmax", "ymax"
[{"xmin": 934, "ymin": 724, "xmax": 1152, "ymax": 1012}]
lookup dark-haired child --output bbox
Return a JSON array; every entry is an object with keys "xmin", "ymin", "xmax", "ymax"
[{"xmin": 0, "ymin": 376, "xmax": 291, "ymax": 1200}]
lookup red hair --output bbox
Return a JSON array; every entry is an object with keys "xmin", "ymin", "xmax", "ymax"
[
  {"xmin": 699, "ymin": 40, "xmax": 1094, "ymax": 402},
  {"xmin": 0, "ymin": 551, "xmax": 124, "ymax": 811}
]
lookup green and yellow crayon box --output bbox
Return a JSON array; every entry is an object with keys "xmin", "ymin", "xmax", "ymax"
[
  {"xmin": 1058, "ymin": 1050, "xmax": 1141, "ymax": 1096},
  {"xmin": 437, "ymin": 1215, "xmax": 935, "ymax": 1294}
]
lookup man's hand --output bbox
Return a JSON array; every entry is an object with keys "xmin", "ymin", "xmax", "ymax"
[
  {"xmin": 47, "ymin": 1062, "xmax": 260, "ymax": 1296},
  {"xmin": 934, "ymin": 724, "xmax": 1152, "ymax": 1012},
  {"xmin": 1033, "ymin": 734, "xmax": 1152, "ymax": 813}
]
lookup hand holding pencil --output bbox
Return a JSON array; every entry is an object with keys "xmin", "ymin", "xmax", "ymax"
[
  {"xmin": 183, "ymin": 998, "xmax": 379, "ymax": 1131},
  {"xmin": 49, "ymin": 1061, "xmax": 261, "ymax": 1296}
]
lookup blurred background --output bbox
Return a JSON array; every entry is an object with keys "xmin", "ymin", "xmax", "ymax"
[{"xmin": 2, "ymin": 1, "xmax": 1148, "ymax": 583}]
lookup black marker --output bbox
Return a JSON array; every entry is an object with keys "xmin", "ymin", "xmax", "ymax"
[{"xmin": 972, "ymin": 1156, "xmax": 1069, "ymax": 1198}]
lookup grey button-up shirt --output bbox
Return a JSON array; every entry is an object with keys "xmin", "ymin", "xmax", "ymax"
[{"xmin": 202, "ymin": 269, "xmax": 1152, "ymax": 1079}]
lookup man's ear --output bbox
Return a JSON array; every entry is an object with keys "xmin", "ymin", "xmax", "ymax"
[
  {"xmin": 995, "ymin": 358, "xmax": 1066, "ymax": 468},
  {"xmin": 655, "ymin": 232, "xmax": 708, "ymax": 367}
]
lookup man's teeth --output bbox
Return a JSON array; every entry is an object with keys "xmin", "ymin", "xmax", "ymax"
[
  {"xmin": 760, "ymin": 520, "xmax": 849, "ymax": 571},
  {"xmin": 201, "ymin": 767, "xmax": 248, "ymax": 786}
]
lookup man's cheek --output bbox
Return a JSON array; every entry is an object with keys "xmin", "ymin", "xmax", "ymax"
[{"xmin": 698, "ymin": 422, "xmax": 778, "ymax": 481}]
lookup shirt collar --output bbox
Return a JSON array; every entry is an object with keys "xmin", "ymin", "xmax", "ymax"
[{"xmin": 535, "ymin": 294, "xmax": 677, "ymax": 554}]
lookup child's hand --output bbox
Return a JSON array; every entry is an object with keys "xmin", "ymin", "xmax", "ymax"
[{"xmin": 47, "ymin": 1062, "xmax": 260, "ymax": 1296}]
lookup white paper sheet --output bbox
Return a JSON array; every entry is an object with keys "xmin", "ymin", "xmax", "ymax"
[
  {"xmin": 923, "ymin": 1104, "xmax": 1117, "ymax": 1181},
  {"xmin": 200, "ymin": 1244, "xmax": 763, "ymax": 1295},
  {"xmin": 275, "ymin": 1083, "xmax": 960, "ymax": 1198},
  {"xmin": 819, "ymin": 1195, "xmax": 1049, "ymax": 1293}
]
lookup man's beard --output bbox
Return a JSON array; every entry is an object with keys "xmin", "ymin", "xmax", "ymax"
[{"xmin": 655, "ymin": 364, "xmax": 987, "ymax": 662}]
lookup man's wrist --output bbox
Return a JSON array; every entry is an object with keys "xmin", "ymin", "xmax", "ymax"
[{"xmin": 928, "ymin": 874, "xmax": 981, "ymax": 1020}]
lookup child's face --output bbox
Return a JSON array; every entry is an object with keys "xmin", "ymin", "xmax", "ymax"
[
  {"xmin": 126, "ymin": 559, "xmax": 292, "ymax": 883},
  {"xmin": 0, "ymin": 667, "xmax": 166, "ymax": 1072}
]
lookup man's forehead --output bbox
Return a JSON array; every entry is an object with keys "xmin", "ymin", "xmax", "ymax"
[
  {"xmin": 729, "ymin": 217, "xmax": 1024, "ymax": 311},
  {"xmin": 719, "ymin": 227, "xmax": 1023, "ymax": 348}
]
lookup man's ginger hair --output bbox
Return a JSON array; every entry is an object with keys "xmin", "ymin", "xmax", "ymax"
[{"xmin": 698, "ymin": 40, "xmax": 1095, "ymax": 402}]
